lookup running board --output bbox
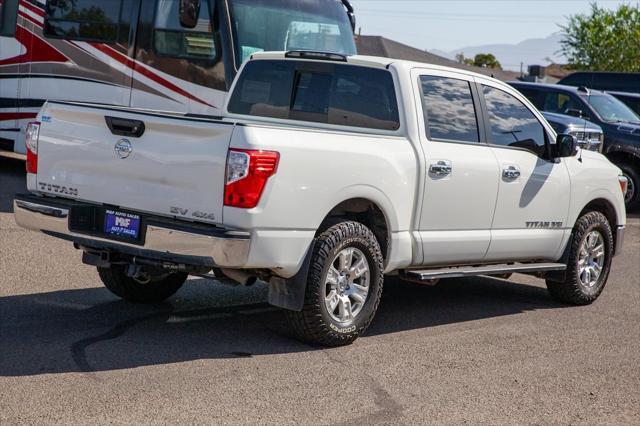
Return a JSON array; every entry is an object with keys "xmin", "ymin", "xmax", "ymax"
[{"xmin": 403, "ymin": 263, "xmax": 566, "ymax": 280}]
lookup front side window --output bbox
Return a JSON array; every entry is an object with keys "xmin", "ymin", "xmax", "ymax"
[
  {"xmin": 228, "ymin": 60, "xmax": 400, "ymax": 131},
  {"xmin": 420, "ymin": 75, "xmax": 479, "ymax": 143},
  {"xmin": 45, "ymin": 0, "xmax": 135, "ymax": 43},
  {"xmin": 154, "ymin": 0, "xmax": 217, "ymax": 60},
  {"xmin": 229, "ymin": 0, "xmax": 357, "ymax": 65},
  {"xmin": 483, "ymin": 85, "xmax": 547, "ymax": 156},
  {"xmin": 542, "ymin": 92, "xmax": 582, "ymax": 115}
]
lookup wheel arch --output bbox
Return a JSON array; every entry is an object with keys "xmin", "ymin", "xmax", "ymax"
[
  {"xmin": 317, "ymin": 197, "xmax": 392, "ymax": 263},
  {"xmin": 578, "ymin": 197, "xmax": 620, "ymax": 251}
]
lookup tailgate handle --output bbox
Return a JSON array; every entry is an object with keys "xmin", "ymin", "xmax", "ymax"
[{"xmin": 105, "ymin": 116, "xmax": 145, "ymax": 138}]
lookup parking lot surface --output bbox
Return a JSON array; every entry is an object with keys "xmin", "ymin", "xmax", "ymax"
[{"xmin": 1, "ymin": 157, "xmax": 639, "ymax": 424}]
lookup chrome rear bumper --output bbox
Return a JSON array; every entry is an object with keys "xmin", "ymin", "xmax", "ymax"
[{"xmin": 13, "ymin": 195, "xmax": 250, "ymax": 268}]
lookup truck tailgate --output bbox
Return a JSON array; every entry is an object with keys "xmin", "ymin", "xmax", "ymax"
[{"xmin": 34, "ymin": 102, "xmax": 233, "ymax": 225}]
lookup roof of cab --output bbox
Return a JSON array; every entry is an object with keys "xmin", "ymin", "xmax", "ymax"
[{"xmin": 249, "ymin": 51, "xmax": 502, "ymax": 83}]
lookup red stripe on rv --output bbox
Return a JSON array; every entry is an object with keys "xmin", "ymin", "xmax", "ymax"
[
  {"xmin": 20, "ymin": 0, "xmax": 46, "ymax": 18},
  {"xmin": 0, "ymin": 25, "xmax": 68, "ymax": 66},
  {"xmin": 0, "ymin": 112, "xmax": 38, "ymax": 121},
  {"xmin": 89, "ymin": 43, "xmax": 216, "ymax": 108}
]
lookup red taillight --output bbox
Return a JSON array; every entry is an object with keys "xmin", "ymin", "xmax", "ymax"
[
  {"xmin": 224, "ymin": 149, "xmax": 280, "ymax": 208},
  {"xmin": 25, "ymin": 121, "xmax": 40, "ymax": 174}
]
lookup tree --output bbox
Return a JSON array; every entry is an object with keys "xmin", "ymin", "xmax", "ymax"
[
  {"xmin": 455, "ymin": 52, "xmax": 502, "ymax": 69},
  {"xmin": 472, "ymin": 53, "xmax": 502, "ymax": 70},
  {"xmin": 560, "ymin": 3, "xmax": 640, "ymax": 72}
]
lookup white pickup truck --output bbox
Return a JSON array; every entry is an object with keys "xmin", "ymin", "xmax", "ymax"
[{"xmin": 15, "ymin": 52, "xmax": 628, "ymax": 346}]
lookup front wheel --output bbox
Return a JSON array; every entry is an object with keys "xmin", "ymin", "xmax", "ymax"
[
  {"xmin": 98, "ymin": 265, "xmax": 187, "ymax": 304},
  {"xmin": 546, "ymin": 211, "xmax": 614, "ymax": 305},
  {"xmin": 285, "ymin": 222, "xmax": 384, "ymax": 347}
]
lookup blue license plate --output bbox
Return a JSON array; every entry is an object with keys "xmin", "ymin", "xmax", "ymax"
[{"xmin": 104, "ymin": 210, "xmax": 141, "ymax": 240}]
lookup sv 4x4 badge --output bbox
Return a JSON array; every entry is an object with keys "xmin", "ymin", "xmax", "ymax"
[{"xmin": 170, "ymin": 206, "xmax": 216, "ymax": 221}]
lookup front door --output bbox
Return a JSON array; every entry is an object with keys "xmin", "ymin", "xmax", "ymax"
[
  {"xmin": 479, "ymin": 81, "xmax": 571, "ymax": 261},
  {"xmin": 414, "ymin": 70, "xmax": 500, "ymax": 265}
]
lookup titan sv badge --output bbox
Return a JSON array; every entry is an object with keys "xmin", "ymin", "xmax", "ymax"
[
  {"xmin": 38, "ymin": 182, "xmax": 78, "ymax": 197},
  {"xmin": 171, "ymin": 206, "xmax": 216, "ymax": 221},
  {"xmin": 526, "ymin": 221, "xmax": 563, "ymax": 229}
]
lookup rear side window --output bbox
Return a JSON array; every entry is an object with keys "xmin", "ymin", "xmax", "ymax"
[
  {"xmin": 154, "ymin": 0, "xmax": 217, "ymax": 60},
  {"xmin": 419, "ymin": 75, "xmax": 479, "ymax": 143},
  {"xmin": 45, "ymin": 0, "xmax": 136, "ymax": 43},
  {"xmin": 228, "ymin": 60, "xmax": 400, "ymax": 131},
  {"xmin": 483, "ymin": 85, "xmax": 547, "ymax": 156}
]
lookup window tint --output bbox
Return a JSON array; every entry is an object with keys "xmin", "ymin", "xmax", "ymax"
[
  {"xmin": 542, "ymin": 92, "xmax": 582, "ymax": 115},
  {"xmin": 513, "ymin": 87, "xmax": 542, "ymax": 109},
  {"xmin": 419, "ymin": 76, "xmax": 479, "ymax": 143},
  {"xmin": 483, "ymin": 85, "xmax": 547, "ymax": 156},
  {"xmin": 228, "ymin": 60, "xmax": 400, "ymax": 131},
  {"xmin": 45, "ymin": 0, "xmax": 134, "ymax": 43},
  {"xmin": 0, "ymin": 0, "xmax": 18, "ymax": 37},
  {"xmin": 154, "ymin": 0, "xmax": 217, "ymax": 60}
]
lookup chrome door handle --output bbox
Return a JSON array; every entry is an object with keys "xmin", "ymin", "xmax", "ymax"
[
  {"xmin": 502, "ymin": 166, "xmax": 521, "ymax": 180},
  {"xmin": 429, "ymin": 161, "xmax": 452, "ymax": 176}
]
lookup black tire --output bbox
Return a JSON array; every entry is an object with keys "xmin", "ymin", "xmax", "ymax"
[
  {"xmin": 285, "ymin": 221, "xmax": 384, "ymax": 347},
  {"xmin": 546, "ymin": 211, "xmax": 614, "ymax": 305},
  {"xmin": 98, "ymin": 265, "xmax": 187, "ymax": 303},
  {"xmin": 618, "ymin": 162, "xmax": 640, "ymax": 210}
]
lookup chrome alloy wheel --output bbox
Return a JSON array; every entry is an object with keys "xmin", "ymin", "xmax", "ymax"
[
  {"xmin": 324, "ymin": 247, "xmax": 370, "ymax": 323},
  {"xmin": 578, "ymin": 230, "xmax": 606, "ymax": 288}
]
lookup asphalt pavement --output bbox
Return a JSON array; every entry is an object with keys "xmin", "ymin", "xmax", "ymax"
[{"xmin": 1, "ymin": 156, "xmax": 639, "ymax": 425}]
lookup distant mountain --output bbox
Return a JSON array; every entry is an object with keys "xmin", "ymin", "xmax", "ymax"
[{"xmin": 432, "ymin": 33, "xmax": 565, "ymax": 72}]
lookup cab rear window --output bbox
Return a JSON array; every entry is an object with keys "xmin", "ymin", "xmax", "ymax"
[{"xmin": 228, "ymin": 60, "xmax": 400, "ymax": 131}]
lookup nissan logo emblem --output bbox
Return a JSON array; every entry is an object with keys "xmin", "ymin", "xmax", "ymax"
[{"xmin": 115, "ymin": 139, "xmax": 133, "ymax": 159}]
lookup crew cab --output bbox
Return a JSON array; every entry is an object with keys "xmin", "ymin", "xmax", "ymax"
[{"xmin": 15, "ymin": 52, "xmax": 628, "ymax": 346}]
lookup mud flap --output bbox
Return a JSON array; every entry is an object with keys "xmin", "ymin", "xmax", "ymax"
[
  {"xmin": 546, "ymin": 233, "xmax": 572, "ymax": 283},
  {"xmin": 268, "ymin": 240, "xmax": 315, "ymax": 312}
]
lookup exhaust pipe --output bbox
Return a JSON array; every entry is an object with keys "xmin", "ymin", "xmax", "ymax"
[{"xmin": 220, "ymin": 269, "xmax": 258, "ymax": 287}]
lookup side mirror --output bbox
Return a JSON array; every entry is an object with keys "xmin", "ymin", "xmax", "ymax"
[
  {"xmin": 566, "ymin": 108, "xmax": 584, "ymax": 119},
  {"xmin": 555, "ymin": 134, "xmax": 579, "ymax": 158},
  {"xmin": 179, "ymin": 0, "xmax": 201, "ymax": 29}
]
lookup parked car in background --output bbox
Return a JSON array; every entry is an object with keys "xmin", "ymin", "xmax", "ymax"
[
  {"xmin": 510, "ymin": 82, "xmax": 640, "ymax": 209},
  {"xmin": 608, "ymin": 91, "xmax": 640, "ymax": 116},
  {"xmin": 0, "ymin": 0, "xmax": 357, "ymax": 158},
  {"xmin": 558, "ymin": 72, "xmax": 640, "ymax": 94},
  {"xmin": 540, "ymin": 111, "xmax": 603, "ymax": 152}
]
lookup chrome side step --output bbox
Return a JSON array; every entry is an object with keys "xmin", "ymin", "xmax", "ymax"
[{"xmin": 403, "ymin": 262, "xmax": 566, "ymax": 281}]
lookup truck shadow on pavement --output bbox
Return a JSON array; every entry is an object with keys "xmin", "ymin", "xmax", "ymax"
[
  {"xmin": 0, "ymin": 276, "xmax": 566, "ymax": 377},
  {"xmin": 0, "ymin": 157, "xmax": 26, "ymax": 213}
]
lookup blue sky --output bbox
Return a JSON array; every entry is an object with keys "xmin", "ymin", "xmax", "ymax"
[{"xmin": 350, "ymin": 0, "xmax": 633, "ymax": 52}]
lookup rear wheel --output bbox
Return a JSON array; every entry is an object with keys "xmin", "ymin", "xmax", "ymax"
[
  {"xmin": 546, "ymin": 211, "xmax": 613, "ymax": 305},
  {"xmin": 618, "ymin": 162, "xmax": 639, "ymax": 210},
  {"xmin": 98, "ymin": 265, "xmax": 187, "ymax": 304},
  {"xmin": 285, "ymin": 221, "xmax": 384, "ymax": 347}
]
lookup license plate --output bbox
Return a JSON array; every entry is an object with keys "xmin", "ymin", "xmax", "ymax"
[{"xmin": 104, "ymin": 210, "xmax": 141, "ymax": 240}]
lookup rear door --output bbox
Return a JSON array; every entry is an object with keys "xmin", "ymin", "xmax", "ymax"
[
  {"xmin": 413, "ymin": 69, "xmax": 500, "ymax": 265},
  {"xmin": 130, "ymin": 0, "xmax": 226, "ymax": 114},
  {"xmin": 36, "ymin": 102, "xmax": 234, "ymax": 225},
  {"xmin": 479, "ymin": 81, "xmax": 571, "ymax": 261}
]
